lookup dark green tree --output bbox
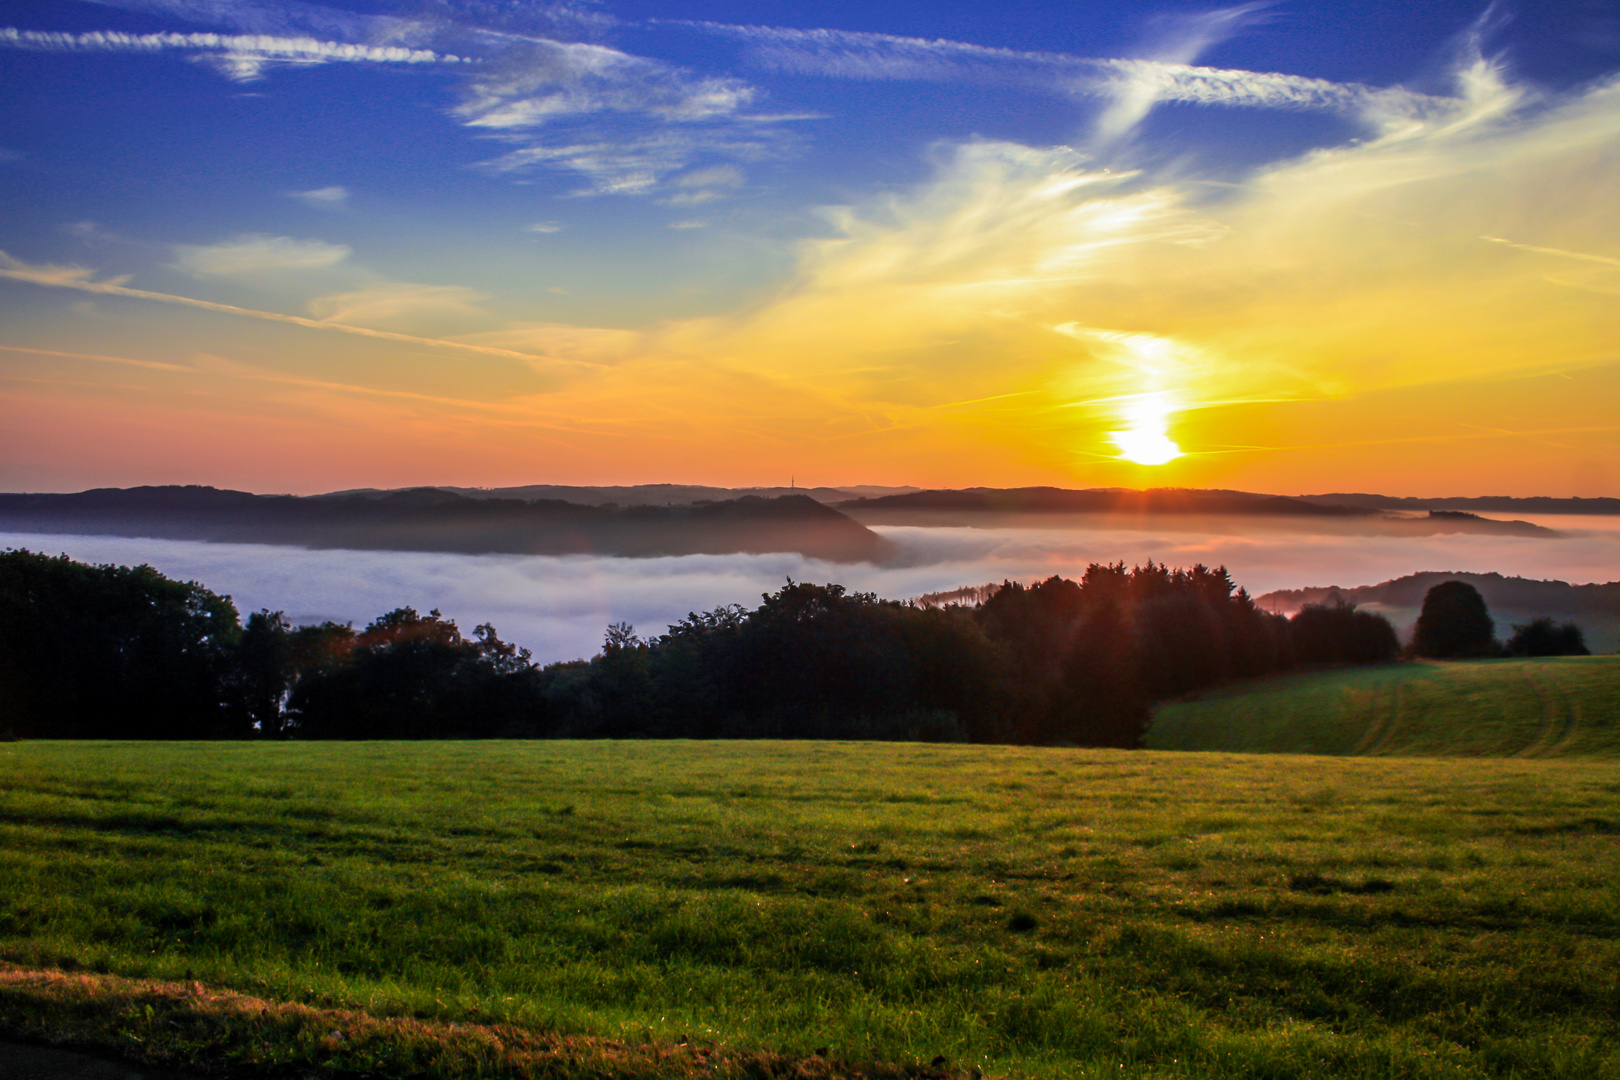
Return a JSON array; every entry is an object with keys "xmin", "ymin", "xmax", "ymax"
[
  {"xmin": 1505, "ymin": 617, "xmax": 1589, "ymax": 657},
  {"xmin": 287, "ymin": 608, "xmax": 540, "ymax": 738},
  {"xmin": 1412, "ymin": 580, "xmax": 1498, "ymax": 658},
  {"xmin": 0, "ymin": 549, "xmax": 244, "ymax": 738},
  {"xmin": 1290, "ymin": 600, "xmax": 1400, "ymax": 664},
  {"xmin": 232, "ymin": 610, "xmax": 294, "ymax": 737}
]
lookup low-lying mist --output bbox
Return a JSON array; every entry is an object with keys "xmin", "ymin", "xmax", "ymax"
[{"xmin": 4, "ymin": 516, "xmax": 1615, "ymax": 664}]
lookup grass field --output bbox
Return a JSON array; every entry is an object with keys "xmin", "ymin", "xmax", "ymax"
[
  {"xmin": 2, "ymin": 741, "xmax": 1618, "ymax": 1078},
  {"xmin": 1146, "ymin": 656, "xmax": 1620, "ymax": 758}
]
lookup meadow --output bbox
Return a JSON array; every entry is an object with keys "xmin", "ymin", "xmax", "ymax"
[
  {"xmin": 1146, "ymin": 656, "xmax": 1620, "ymax": 758},
  {"xmin": 2, "ymin": 736, "xmax": 1618, "ymax": 1078}
]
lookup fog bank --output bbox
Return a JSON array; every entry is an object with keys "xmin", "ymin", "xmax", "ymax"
[{"xmin": 5, "ymin": 516, "xmax": 1615, "ymax": 664}]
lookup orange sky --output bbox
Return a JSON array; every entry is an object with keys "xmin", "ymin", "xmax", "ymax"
[{"xmin": 2, "ymin": 10, "xmax": 1616, "ymax": 497}]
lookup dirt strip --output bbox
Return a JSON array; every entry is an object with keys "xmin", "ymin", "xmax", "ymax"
[{"xmin": 0, "ymin": 965, "xmax": 971, "ymax": 1080}]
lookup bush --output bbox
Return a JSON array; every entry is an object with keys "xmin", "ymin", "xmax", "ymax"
[
  {"xmin": 1506, "ymin": 617, "xmax": 1589, "ymax": 657},
  {"xmin": 1290, "ymin": 601, "xmax": 1400, "ymax": 665}
]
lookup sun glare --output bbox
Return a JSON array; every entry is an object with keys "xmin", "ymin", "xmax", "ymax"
[{"xmin": 1110, "ymin": 393, "xmax": 1182, "ymax": 466}]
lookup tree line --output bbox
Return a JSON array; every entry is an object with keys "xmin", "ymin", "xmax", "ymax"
[{"xmin": 0, "ymin": 548, "xmax": 1582, "ymax": 744}]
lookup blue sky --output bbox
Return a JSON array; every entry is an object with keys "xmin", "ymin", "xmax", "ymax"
[{"xmin": 1, "ymin": 1, "xmax": 1616, "ymax": 494}]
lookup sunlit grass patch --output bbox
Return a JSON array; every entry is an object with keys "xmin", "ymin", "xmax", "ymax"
[
  {"xmin": 0, "ymin": 740, "xmax": 1617, "ymax": 1078},
  {"xmin": 1145, "ymin": 655, "xmax": 1620, "ymax": 757}
]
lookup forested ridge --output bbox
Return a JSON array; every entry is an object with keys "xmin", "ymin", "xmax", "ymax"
[
  {"xmin": 2, "ymin": 549, "xmax": 1411, "ymax": 744},
  {"xmin": 0, "ymin": 486, "xmax": 890, "ymax": 562}
]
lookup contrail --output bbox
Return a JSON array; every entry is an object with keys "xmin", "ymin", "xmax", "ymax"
[{"xmin": 0, "ymin": 258, "xmax": 590, "ymax": 366}]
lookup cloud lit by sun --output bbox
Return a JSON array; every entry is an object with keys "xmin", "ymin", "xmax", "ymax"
[{"xmin": 1110, "ymin": 393, "xmax": 1182, "ymax": 466}]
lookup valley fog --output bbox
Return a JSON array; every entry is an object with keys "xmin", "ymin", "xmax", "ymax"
[{"xmin": 4, "ymin": 516, "xmax": 1616, "ymax": 665}]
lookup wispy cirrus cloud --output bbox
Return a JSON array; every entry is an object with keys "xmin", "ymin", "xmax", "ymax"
[
  {"xmin": 171, "ymin": 234, "xmax": 352, "ymax": 277},
  {"xmin": 289, "ymin": 185, "xmax": 349, "ymax": 210},
  {"xmin": 0, "ymin": 249, "xmax": 572, "ymax": 365},
  {"xmin": 82, "ymin": 0, "xmax": 613, "ymax": 49},
  {"xmin": 19, "ymin": 3, "xmax": 794, "ymax": 196},
  {"xmin": 306, "ymin": 282, "xmax": 489, "ymax": 334},
  {"xmin": 673, "ymin": 18, "xmax": 1447, "ymax": 138},
  {"xmin": 452, "ymin": 36, "xmax": 798, "ymax": 194},
  {"xmin": 456, "ymin": 39, "xmax": 753, "ymax": 129},
  {"xmin": 486, "ymin": 51, "xmax": 1611, "ymax": 488},
  {"xmin": 475, "ymin": 129, "xmax": 788, "ymax": 195},
  {"xmin": 0, "ymin": 27, "xmax": 465, "ymax": 82},
  {"xmin": 1091, "ymin": 1, "xmax": 1273, "ymax": 145}
]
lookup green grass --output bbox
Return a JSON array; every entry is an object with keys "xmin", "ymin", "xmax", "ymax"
[
  {"xmin": 2, "ymin": 740, "xmax": 1618, "ymax": 1078},
  {"xmin": 1146, "ymin": 656, "xmax": 1620, "ymax": 757}
]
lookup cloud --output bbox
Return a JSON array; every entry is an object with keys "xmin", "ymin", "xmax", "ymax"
[
  {"xmin": 457, "ymin": 40, "xmax": 754, "ymax": 129},
  {"xmin": 661, "ymin": 164, "xmax": 745, "ymax": 206},
  {"xmin": 171, "ymin": 234, "xmax": 352, "ymax": 277},
  {"xmin": 0, "ymin": 250, "xmax": 113, "ymax": 288},
  {"xmin": 64, "ymin": 220, "xmax": 123, "ymax": 243},
  {"xmin": 0, "ymin": 248, "xmax": 581, "ymax": 364},
  {"xmin": 453, "ymin": 37, "xmax": 796, "ymax": 194},
  {"xmin": 79, "ymin": 0, "xmax": 410, "ymax": 42},
  {"xmin": 488, "ymin": 54, "xmax": 1611, "ymax": 491},
  {"xmin": 1130, "ymin": 3, "xmax": 1275, "ymax": 64},
  {"xmin": 290, "ymin": 185, "xmax": 349, "ymax": 209},
  {"xmin": 306, "ymin": 282, "xmax": 489, "ymax": 332},
  {"xmin": 0, "ymin": 26, "xmax": 466, "ymax": 83},
  {"xmin": 1093, "ymin": 2, "xmax": 1275, "ymax": 144},
  {"xmin": 0, "ymin": 342, "xmax": 192, "ymax": 373},
  {"xmin": 673, "ymin": 165, "xmax": 745, "ymax": 189},
  {"xmin": 676, "ymin": 18, "xmax": 1446, "ymax": 135},
  {"xmin": 474, "ymin": 130, "xmax": 789, "ymax": 196},
  {"xmin": 82, "ymin": 0, "xmax": 614, "ymax": 47},
  {"xmin": 524, "ymin": 222, "xmax": 562, "ymax": 234}
]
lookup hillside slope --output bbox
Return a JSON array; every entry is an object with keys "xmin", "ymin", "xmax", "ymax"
[
  {"xmin": 0, "ymin": 487, "xmax": 893, "ymax": 563},
  {"xmin": 1145, "ymin": 656, "xmax": 1620, "ymax": 757}
]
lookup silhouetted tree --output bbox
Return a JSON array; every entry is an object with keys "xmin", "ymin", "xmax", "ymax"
[
  {"xmin": 1412, "ymin": 580, "xmax": 1498, "ymax": 658},
  {"xmin": 232, "ymin": 610, "xmax": 294, "ymax": 737},
  {"xmin": 970, "ymin": 561, "xmax": 1306, "ymax": 747},
  {"xmin": 1059, "ymin": 595, "xmax": 1147, "ymax": 747},
  {"xmin": 1290, "ymin": 600, "xmax": 1400, "ymax": 665},
  {"xmin": 1506, "ymin": 617, "xmax": 1589, "ymax": 657},
  {"xmin": 0, "ymin": 550, "xmax": 245, "ymax": 738},
  {"xmin": 5, "ymin": 548, "xmax": 1412, "ymax": 747},
  {"xmin": 287, "ymin": 608, "xmax": 539, "ymax": 738}
]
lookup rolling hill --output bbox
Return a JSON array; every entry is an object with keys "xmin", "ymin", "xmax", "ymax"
[
  {"xmin": 0, "ymin": 486, "xmax": 893, "ymax": 563},
  {"xmin": 1145, "ymin": 656, "xmax": 1620, "ymax": 757}
]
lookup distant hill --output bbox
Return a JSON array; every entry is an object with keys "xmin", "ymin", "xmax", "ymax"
[
  {"xmin": 1257, "ymin": 571, "xmax": 1620, "ymax": 654},
  {"xmin": 1146, "ymin": 657, "xmax": 1620, "ymax": 757},
  {"xmin": 1300, "ymin": 493, "xmax": 1620, "ymax": 514},
  {"xmin": 321, "ymin": 483, "xmax": 920, "ymax": 506},
  {"xmin": 1258, "ymin": 571, "xmax": 1620, "ymax": 616},
  {"xmin": 836, "ymin": 487, "xmax": 1556, "ymax": 536},
  {"xmin": 839, "ymin": 486, "xmax": 1365, "ymax": 517},
  {"xmin": 0, "ymin": 486, "xmax": 893, "ymax": 563}
]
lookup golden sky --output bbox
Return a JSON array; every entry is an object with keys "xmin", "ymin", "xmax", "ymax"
[{"xmin": 1, "ymin": 3, "xmax": 1616, "ymax": 496}]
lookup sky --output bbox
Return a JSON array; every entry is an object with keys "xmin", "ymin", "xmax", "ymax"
[{"xmin": 1, "ymin": 0, "xmax": 1616, "ymax": 497}]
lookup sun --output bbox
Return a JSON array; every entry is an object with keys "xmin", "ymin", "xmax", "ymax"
[{"xmin": 1109, "ymin": 393, "xmax": 1183, "ymax": 466}]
